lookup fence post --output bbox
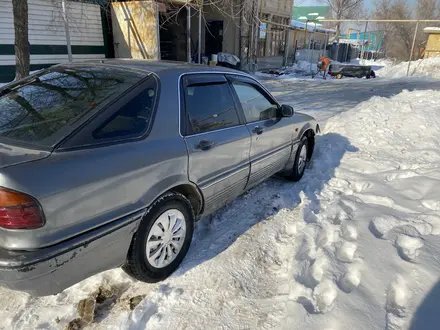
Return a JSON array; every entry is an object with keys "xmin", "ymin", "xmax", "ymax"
[
  {"xmin": 360, "ymin": 21, "xmax": 368, "ymax": 63},
  {"xmin": 283, "ymin": 28, "xmax": 290, "ymax": 67},
  {"xmin": 61, "ymin": 0, "xmax": 72, "ymax": 62},
  {"xmin": 407, "ymin": 21, "xmax": 419, "ymax": 77}
]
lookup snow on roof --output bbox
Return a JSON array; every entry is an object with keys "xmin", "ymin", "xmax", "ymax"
[
  {"xmin": 424, "ymin": 26, "xmax": 440, "ymax": 33},
  {"xmin": 290, "ymin": 20, "xmax": 336, "ymax": 34}
]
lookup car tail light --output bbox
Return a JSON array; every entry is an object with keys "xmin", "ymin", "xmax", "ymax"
[{"xmin": 0, "ymin": 187, "xmax": 44, "ymax": 229}]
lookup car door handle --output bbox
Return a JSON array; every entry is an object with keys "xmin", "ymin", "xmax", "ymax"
[
  {"xmin": 195, "ymin": 140, "xmax": 214, "ymax": 151},
  {"xmin": 253, "ymin": 126, "xmax": 264, "ymax": 135}
]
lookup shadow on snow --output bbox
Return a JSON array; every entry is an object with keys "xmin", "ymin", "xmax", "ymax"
[{"xmin": 175, "ymin": 132, "xmax": 358, "ymax": 275}]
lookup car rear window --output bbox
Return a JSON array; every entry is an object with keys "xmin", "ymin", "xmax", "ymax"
[{"xmin": 0, "ymin": 65, "xmax": 145, "ymax": 148}]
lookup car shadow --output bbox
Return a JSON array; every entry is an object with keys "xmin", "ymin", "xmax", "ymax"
[
  {"xmin": 173, "ymin": 132, "xmax": 358, "ymax": 277},
  {"xmin": 408, "ymin": 280, "xmax": 440, "ymax": 330}
]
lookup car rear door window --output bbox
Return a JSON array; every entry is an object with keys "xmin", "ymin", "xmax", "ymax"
[
  {"xmin": 184, "ymin": 81, "xmax": 240, "ymax": 135},
  {"xmin": 93, "ymin": 87, "xmax": 157, "ymax": 140},
  {"xmin": 231, "ymin": 82, "xmax": 278, "ymax": 123},
  {"xmin": 0, "ymin": 66, "xmax": 145, "ymax": 148}
]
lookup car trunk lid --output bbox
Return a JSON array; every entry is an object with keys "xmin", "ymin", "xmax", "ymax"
[{"xmin": 0, "ymin": 143, "xmax": 50, "ymax": 169}]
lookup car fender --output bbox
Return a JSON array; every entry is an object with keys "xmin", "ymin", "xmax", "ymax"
[{"xmin": 138, "ymin": 175, "xmax": 204, "ymax": 219}]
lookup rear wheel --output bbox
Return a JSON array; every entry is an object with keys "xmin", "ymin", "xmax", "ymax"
[
  {"xmin": 122, "ymin": 192, "xmax": 194, "ymax": 282},
  {"xmin": 286, "ymin": 136, "xmax": 309, "ymax": 182},
  {"xmin": 336, "ymin": 73, "xmax": 343, "ymax": 79}
]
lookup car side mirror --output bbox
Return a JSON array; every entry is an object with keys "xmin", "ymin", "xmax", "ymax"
[{"xmin": 280, "ymin": 104, "xmax": 294, "ymax": 117}]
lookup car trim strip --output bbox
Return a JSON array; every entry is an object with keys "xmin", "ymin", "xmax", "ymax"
[
  {"xmin": 200, "ymin": 163, "xmax": 250, "ymax": 190},
  {"xmin": 251, "ymin": 141, "xmax": 292, "ymax": 165}
]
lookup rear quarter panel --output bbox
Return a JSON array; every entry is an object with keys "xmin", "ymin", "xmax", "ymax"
[{"xmin": 0, "ymin": 73, "xmax": 189, "ymax": 250}]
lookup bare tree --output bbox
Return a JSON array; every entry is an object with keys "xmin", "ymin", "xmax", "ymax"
[
  {"xmin": 416, "ymin": 0, "xmax": 440, "ymax": 19},
  {"xmin": 12, "ymin": 0, "xmax": 30, "ymax": 80},
  {"xmin": 320, "ymin": 0, "xmax": 365, "ymax": 40},
  {"xmin": 375, "ymin": 0, "xmax": 440, "ymax": 60}
]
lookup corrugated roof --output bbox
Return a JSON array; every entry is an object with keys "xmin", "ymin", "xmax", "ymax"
[{"xmin": 290, "ymin": 20, "xmax": 336, "ymax": 34}]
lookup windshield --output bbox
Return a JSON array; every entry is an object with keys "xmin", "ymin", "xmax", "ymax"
[{"xmin": 0, "ymin": 65, "xmax": 145, "ymax": 148}]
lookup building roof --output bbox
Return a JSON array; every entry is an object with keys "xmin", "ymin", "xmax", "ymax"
[{"xmin": 292, "ymin": 5, "xmax": 330, "ymax": 21}]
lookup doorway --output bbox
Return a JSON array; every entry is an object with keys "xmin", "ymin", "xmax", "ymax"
[
  {"xmin": 205, "ymin": 21, "xmax": 223, "ymax": 58},
  {"xmin": 159, "ymin": 8, "xmax": 188, "ymax": 61}
]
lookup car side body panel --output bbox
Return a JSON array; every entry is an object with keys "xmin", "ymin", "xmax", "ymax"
[
  {"xmin": 0, "ymin": 62, "xmax": 319, "ymax": 295},
  {"xmin": 185, "ymin": 127, "xmax": 251, "ymax": 215}
]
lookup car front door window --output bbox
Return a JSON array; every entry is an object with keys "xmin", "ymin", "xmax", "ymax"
[
  {"xmin": 184, "ymin": 82, "xmax": 240, "ymax": 134},
  {"xmin": 231, "ymin": 82, "xmax": 278, "ymax": 123}
]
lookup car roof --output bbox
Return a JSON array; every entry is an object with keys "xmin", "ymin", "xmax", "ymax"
[{"xmin": 59, "ymin": 59, "xmax": 246, "ymax": 78}]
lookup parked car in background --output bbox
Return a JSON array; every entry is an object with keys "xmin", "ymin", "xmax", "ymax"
[{"xmin": 0, "ymin": 60, "xmax": 319, "ymax": 296}]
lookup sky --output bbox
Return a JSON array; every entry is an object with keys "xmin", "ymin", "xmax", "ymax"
[
  {"xmin": 294, "ymin": 0, "xmax": 378, "ymax": 32},
  {"xmin": 296, "ymin": 0, "xmax": 375, "ymax": 11}
]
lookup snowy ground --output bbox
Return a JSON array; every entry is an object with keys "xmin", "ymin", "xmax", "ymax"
[{"xmin": 2, "ymin": 73, "xmax": 440, "ymax": 330}]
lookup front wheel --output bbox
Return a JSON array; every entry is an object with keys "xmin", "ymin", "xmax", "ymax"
[
  {"xmin": 122, "ymin": 192, "xmax": 194, "ymax": 282},
  {"xmin": 286, "ymin": 137, "xmax": 309, "ymax": 182}
]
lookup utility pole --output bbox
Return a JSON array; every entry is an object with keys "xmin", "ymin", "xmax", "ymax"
[{"xmin": 407, "ymin": 21, "xmax": 420, "ymax": 76}]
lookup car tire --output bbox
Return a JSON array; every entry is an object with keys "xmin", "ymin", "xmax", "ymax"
[
  {"xmin": 286, "ymin": 136, "xmax": 309, "ymax": 182},
  {"xmin": 122, "ymin": 192, "xmax": 194, "ymax": 282}
]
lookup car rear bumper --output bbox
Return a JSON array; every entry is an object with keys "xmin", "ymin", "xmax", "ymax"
[{"xmin": 0, "ymin": 210, "xmax": 143, "ymax": 296}]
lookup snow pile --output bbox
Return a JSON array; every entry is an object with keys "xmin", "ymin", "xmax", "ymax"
[
  {"xmin": 351, "ymin": 58, "xmax": 396, "ymax": 71},
  {"xmin": 2, "ymin": 88, "xmax": 440, "ymax": 329},
  {"xmin": 294, "ymin": 60, "xmax": 318, "ymax": 72},
  {"xmin": 376, "ymin": 57, "xmax": 440, "ymax": 79}
]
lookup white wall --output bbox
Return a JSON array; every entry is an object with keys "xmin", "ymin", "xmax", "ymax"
[{"xmin": 0, "ymin": 0, "xmax": 105, "ymax": 81}]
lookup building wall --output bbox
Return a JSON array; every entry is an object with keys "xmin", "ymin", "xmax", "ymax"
[
  {"xmin": 339, "ymin": 31, "xmax": 383, "ymax": 52},
  {"xmin": 289, "ymin": 29, "xmax": 329, "ymax": 50},
  {"xmin": 111, "ymin": 1, "xmax": 158, "ymax": 59},
  {"xmin": 0, "ymin": 0, "xmax": 106, "ymax": 82},
  {"xmin": 262, "ymin": 0, "xmax": 294, "ymax": 57},
  {"xmin": 185, "ymin": 0, "xmax": 292, "ymax": 60},
  {"xmin": 263, "ymin": 0, "xmax": 292, "ymax": 19},
  {"xmin": 189, "ymin": 4, "xmax": 239, "ymax": 58},
  {"xmin": 425, "ymin": 32, "xmax": 440, "ymax": 58}
]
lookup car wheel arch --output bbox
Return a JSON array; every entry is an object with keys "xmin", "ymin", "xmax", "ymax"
[
  {"xmin": 170, "ymin": 183, "xmax": 204, "ymax": 218},
  {"xmin": 300, "ymin": 128, "xmax": 316, "ymax": 160},
  {"xmin": 139, "ymin": 176, "xmax": 204, "ymax": 222}
]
